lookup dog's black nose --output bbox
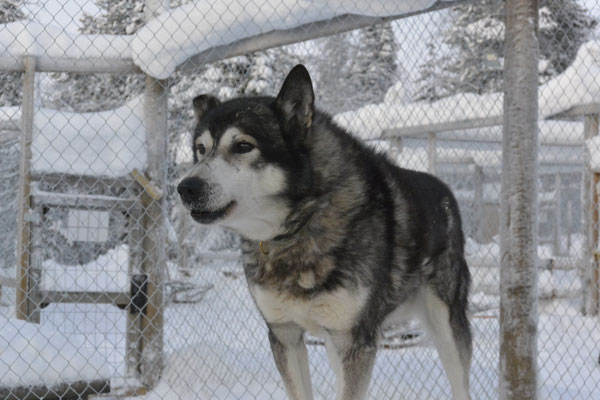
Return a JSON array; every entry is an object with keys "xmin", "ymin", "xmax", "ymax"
[{"xmin": 177, "ymin": 177, "xmax": 208, "ymax": 204}]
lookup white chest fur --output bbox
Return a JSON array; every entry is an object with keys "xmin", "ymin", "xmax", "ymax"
[{"xmin": 249, "ymin": 284, "xmax": 369, "ymax": 336}]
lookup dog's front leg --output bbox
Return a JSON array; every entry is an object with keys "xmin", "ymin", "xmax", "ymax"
[
  {"xmin": 268, "ymin": 322, "xmax": 314, "ymax": 400},
  {"xmin": 326, "ymin": 332, "xmax": 377, "ymax": 400}
]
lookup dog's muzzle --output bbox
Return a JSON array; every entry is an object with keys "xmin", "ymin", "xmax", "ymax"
[{"xmin": 177, "ymin": 177, "xmax": 236, "ymax": 224}]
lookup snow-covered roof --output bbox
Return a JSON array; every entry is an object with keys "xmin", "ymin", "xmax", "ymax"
[
  {"xmin": 1, "ymin": 97, "xmax": 146, "ymax": 177},
  {"xmin": 0, "ymin": 20, "xmax": 132, "ymax": 71},
  {"xmin": 335, "ymin": 40, "xmax": 600, "ymax": 141},
  {"xmin": 0, "ymin": 1, "xmax": 454, "ymax": 76},
  {"xmin": 132, "ymin": 0, "xmax": 446, "ymax": 78}
]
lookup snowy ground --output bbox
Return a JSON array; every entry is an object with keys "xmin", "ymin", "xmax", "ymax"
[
  {"xmin": 1, "ymin": 253, "xmax": 599, "ymax": 399},
  {"xmin": 0, "ymin": 306, "xmax": 111, "ymax": 387},
  {"xmin": 127, "ymin": 260, "xmax": 600, "ymax": 400}
]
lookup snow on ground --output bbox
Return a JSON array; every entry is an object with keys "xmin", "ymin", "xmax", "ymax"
[
  {"xmin": 118, "ymin": 257, "xmax": 600, "ymax": 400},
  {"xmin": 131, "ymin": 0, "xmax": 442, "ymax": 79},
  {"xmin": 0, "ymin": 20, "xmax": 131, "ymax": 69},
  {"xmin": 1, "ymin": 250, "xmax": 597, "ymax": 398},
  {"xmin": 0, "ymin": 314, "xmax": 110, "ymax": 387},
  {"xmin": 0, "ymin": 96, "xmax": 146, "ymax": 177}
]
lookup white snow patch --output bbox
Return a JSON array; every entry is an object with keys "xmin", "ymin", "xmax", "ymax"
[
  {"xmin": 1, "ymin": 97, "xmax": 146, "ymax": 177},
  {"xmin": 0, "ymin": 314, "xmax": 110, "ymax": 386},
  {"xmin": 41, "ymin": 244, "xmax": 129, "ymax": 292},
  {"xmin": 31, "ymin": 96, "xmax": 146, "ymax": 177},
  {"xmin": 540, "ymin": 41, "xmax": 600, "ymax": 117},
  {"xmin": 588, "ymin": 136, "xmax": 600, "ymax": 171},
  {"xmin": 336, "ymin": 40, "xmax": 600, "ymax": 141},
  {"xmin": 131, "ymin": 0, "xmax": 440, "ymax": 79},
  {"xmin": 0, "ymin": 20, "xmax": 131, "ymax": 68}
]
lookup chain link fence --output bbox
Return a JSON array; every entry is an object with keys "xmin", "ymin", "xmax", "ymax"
[{"xmin": 1, "ymin": 0, "xmax": 600, "ymax": 399}]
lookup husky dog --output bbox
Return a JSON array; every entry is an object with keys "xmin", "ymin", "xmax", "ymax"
[{"xmin": 177, "ymin": 65, "xmax": 472, "ymax": 400}]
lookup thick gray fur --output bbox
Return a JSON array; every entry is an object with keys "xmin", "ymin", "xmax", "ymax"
[{"xmin": 178, "ymin": 64, "xmax": 472, "ymax": 400}]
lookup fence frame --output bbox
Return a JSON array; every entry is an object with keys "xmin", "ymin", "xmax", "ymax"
[{"xmin": 3, "ymin": 0, "xmax": 586, "ymax": 397}]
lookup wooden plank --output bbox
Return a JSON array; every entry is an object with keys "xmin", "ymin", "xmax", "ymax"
[
  {"xmin": 32, "ymin": 191, "xmax": 138, "ymax": 210},
  {"xmin": 0, "ymin": 56, "xmax": 140, "ymax": 74},
  {"xmin": 547, "ymin": 102, "xmax": 600, "ymax": 121},
  {"xmin": 383, "ymin": 116, "xmax": 504, "ymax": 137},
  {"xmin": 131, "ymin": 168, "xmax": 163, "ymax": 201},
  {"xmin": 35, "ymin": 291, "xmax": 130, "ymax": 306},
  {"xmin": 467, "ymin": 255, "xmax": 578, "ymax": 271},
  {"xmin": 375, "ymin": 131, "xmax": 583, "ymax": 147},
  {"xmin": 30, "ymin": 171, "xmax": 137, "ymax": 189},
  {"xmin": 0, "ymin": 379, "xmax": 110, "ymax": 400},
  {"xmin": 16, "ymin": 56, "xmax": 36, "ymax": 322}
]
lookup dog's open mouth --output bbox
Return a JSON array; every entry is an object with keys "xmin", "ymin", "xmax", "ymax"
[{"xmin": 190, "ymin": 201, "xmax": 236, "ymax": 224}]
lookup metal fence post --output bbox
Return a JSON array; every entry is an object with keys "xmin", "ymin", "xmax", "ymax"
[{"xmin": 500, "ymin": 0, "xmax": 539, "ymax": 399}]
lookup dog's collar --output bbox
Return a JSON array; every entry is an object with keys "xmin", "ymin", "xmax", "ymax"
[{"xmin": 259, "ymin": 241, "xmax": 269, "ymax": 255}]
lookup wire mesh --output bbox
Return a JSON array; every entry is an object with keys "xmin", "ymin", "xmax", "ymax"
[{"xmin": 0, "ymin": 0, "xmax": 599, "ymax": 399}]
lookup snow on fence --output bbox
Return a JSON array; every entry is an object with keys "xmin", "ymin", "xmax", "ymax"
[{"xmin": 1, "ymin": 0, "xmax": 600, "ymax": 399}]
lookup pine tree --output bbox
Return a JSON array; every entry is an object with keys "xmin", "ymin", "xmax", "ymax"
[
  {"xmin": 0, "ymin": 0, "xmax": 26, "ymax": 107},
  {"xmin": 313, "ymin": 31, "xmax": 355, "ymax": 114},
  {"xmin": 315, "ymin": 22, "xmax": 400, "ymax": 113},
  {"xmin": 45, "ymin": 0, "xmax": 147, "ymax": 111},
  {"xmin": 413, "ymin": 0, "xmax": 597, "ymax": 100},
  {"xmin": 351, "ymin": 22, "xmax": 399, "ymax": 105},
  {"xmin": 413, "ymin": 43, "xmax": 453, "ymax": 102}
]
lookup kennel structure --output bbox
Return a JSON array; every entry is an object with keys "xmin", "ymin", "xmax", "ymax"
[{"xmin": 1, "ymin": 0, "xmax": 599, "ymax": 399}]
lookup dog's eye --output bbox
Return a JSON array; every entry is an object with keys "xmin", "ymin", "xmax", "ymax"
[
  {"xmin": 196, "ymin": 143, "xmax": 206, "ymax": 156},
  {"xmin": 232, "ymin": 141, "xmax": 255, "ymax": 154}
]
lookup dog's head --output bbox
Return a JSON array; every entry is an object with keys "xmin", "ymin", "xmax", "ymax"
[{"xmin": 177, "ymin": 64, "xmax": 315, "ymax": 241}]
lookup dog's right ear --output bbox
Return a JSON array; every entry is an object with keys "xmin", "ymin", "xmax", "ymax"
[
  {"xmin": 193, "ymin": 94, "xmax": 221, "ymax": 122},
  {"xmin": 276, "ymin": 64, "xmax": 315, "ymax": 147}
]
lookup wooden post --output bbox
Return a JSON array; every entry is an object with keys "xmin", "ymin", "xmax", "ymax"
[
  {"xmin": 126, "ymin": 202, "xmax": 145, "ymax": 379},
  {"xmin": 583, "ymin": 114, "xmax": 600, "ymax": 315},
  {"xmin": 591, "ymin": 172, "xmax": 600, "ymax": 316},
  {"xmin": 16, "ymin": 56, "xmax": 37, "ymax": 322},
  {"xmin": 427, "ymin": 132, "xmax": 436, "ymax": 175},
  {"xmin": 138, "ymin": 0, "xmax": 170, "ymax": 389},
  {"xmin": 473, "ymin": 164, "xmax": 484, "ymax": 242},
  {"xmin": 553, "ymin": 173, "xmax": 562, "ymax": 256},
  {"xmin": 500, "ymin": 0, "xmax": 539, "ymax": 399}
]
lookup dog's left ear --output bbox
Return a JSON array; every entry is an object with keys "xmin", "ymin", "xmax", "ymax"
[
  {"xmin": 193, "ymin": 94, "xmax": 221, "ymax": 122},
  {"xmin": 276, "ymin": 64, "xmax": 315, "ymax": 146}
]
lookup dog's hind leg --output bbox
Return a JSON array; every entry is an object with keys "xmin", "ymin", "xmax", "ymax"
[
  {"xmin": 419, "ymin": 287, "xmax": 472, "ymax": 400},
  {"xmin": 326, "ymin": 331, "xmax": 377, "ymax": 400},
  {"xmin": 268, "ymin": 323, "xmax": 314, "ymax": 400}
]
